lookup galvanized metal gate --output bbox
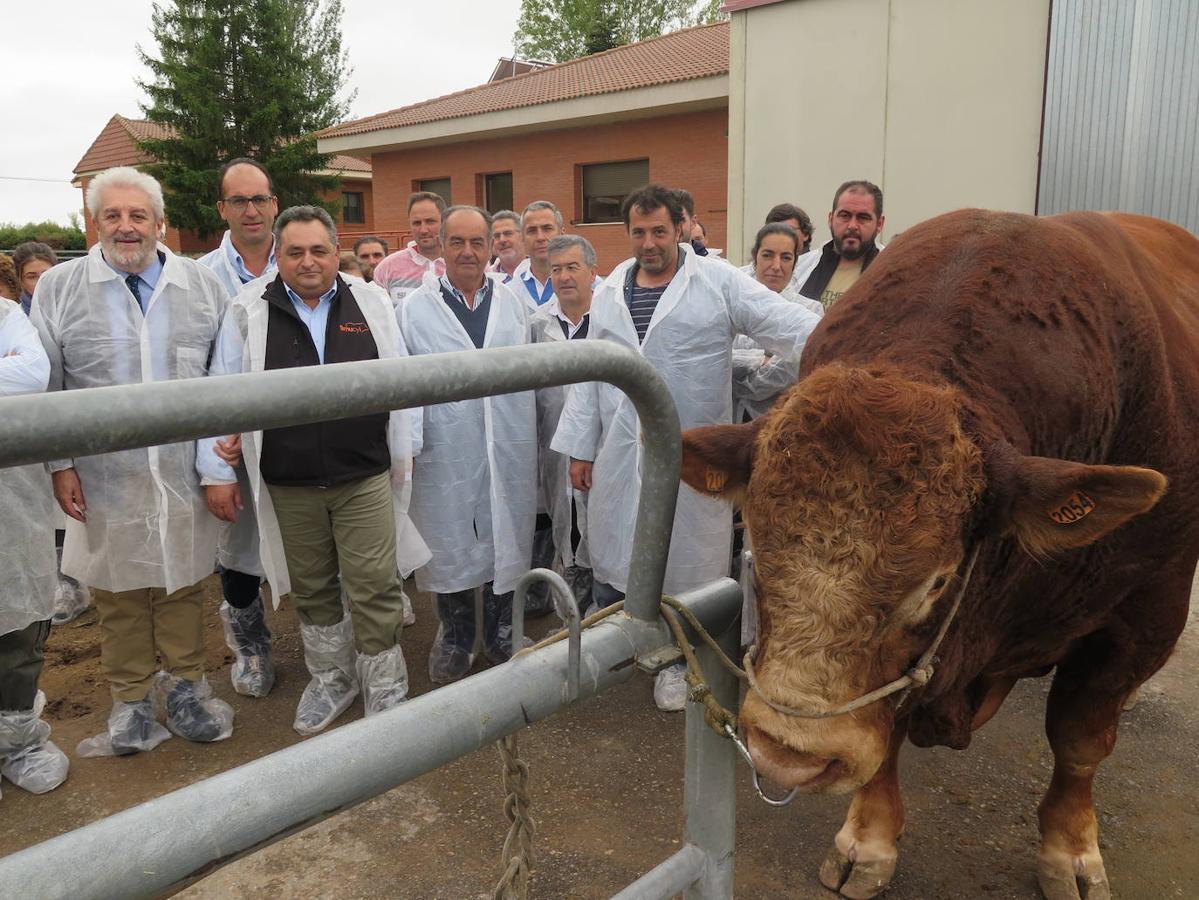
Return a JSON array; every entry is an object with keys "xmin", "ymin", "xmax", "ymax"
[{"xmin": 0, "ymin": 341, "xmax": 742, "ymax": 899}]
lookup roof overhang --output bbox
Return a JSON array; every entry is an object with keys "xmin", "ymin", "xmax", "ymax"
[{"xmin": 319, "ymin": 74, "xmax": 728, "ymax": 156}]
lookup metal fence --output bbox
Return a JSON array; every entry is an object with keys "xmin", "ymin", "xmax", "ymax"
[{"xmin": 0, "ymin": 340, "xmax": 743, "ymax": 899}]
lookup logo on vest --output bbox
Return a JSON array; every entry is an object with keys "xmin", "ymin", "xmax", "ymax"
[{"xmin": 339, "ymin": 321, "xmax": 370, "ymax": 334}]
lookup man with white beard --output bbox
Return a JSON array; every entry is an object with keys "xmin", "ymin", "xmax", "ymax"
[{"xmin": 31, "ymin": 166, "xmax": 234, "ymax": 756}]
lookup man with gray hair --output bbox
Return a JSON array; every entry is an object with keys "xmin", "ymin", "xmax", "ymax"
[
  {"xmin": 516, "ymin": 200, "xmax": 564, "ymax": 307},
  {"xmin": 197, "ymin": 205, "xmax": 428, "ymax": 735},
  {"xmin": 31, "ymin": 166, "xmax": 234, "ymax": 755},
  {"xmin": 529, "ymin": 234, "xmax": 599, "ymax": 613},
  {"xmin": 486, "ymin": 211, "xmax": 525, "ymax": 283},
  {"xmin": 397, "ymin": 205, "xmax": 537, "ymax": 683}
]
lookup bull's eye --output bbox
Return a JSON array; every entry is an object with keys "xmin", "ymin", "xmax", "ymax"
[{"xmin": 930, "ymin": 575, "xmax": 948, "ymax": 593}]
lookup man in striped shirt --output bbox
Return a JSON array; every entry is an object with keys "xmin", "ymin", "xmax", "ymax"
[{"xmin": 372, "ymin": 192, "xmax": 447, "ymax": 305}]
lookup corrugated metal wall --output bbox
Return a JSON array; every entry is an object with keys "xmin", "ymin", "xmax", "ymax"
[{"xmin": 1039, "ymin": 0, "xmax": 1199, "ymax": 234}]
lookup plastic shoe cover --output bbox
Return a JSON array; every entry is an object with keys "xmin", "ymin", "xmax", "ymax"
[
  {"xmin": 428, "ymin": 623, "xmax": 474, "ymax": 684},
  {"xmin": 294, "ymin": 618, "xmax": 359, "ymax": 735},
  {"xmin": 483, "ymin": 590, "xmax": 517, "ymax": 664},
  {"xmin": 51, "ymin": 578, "xmax": 90, "ymax": 626},
  {"xmin": 401, "ymin": 590, "xmax": 416, "ymax": 626},
  {"xmin": 160, "ymin": 674, "xmax": 234, "ymax": 743},
  {"xmin": 76, "ymin": 697, "xmax": 171, "ymax": 758},
  {"xmin": 653, "ymin": 663, "xmax": 688, "ymax": 712},
  {"xmin": 219, "ymin": 598, "xmax": 275, "ymax": 698},
  {"xmin": 0, "ymin": 692, "xmax": 69, "ymax": 794},
  {"xmin": 356, "ymin": 645, "xmax": 409, "ymax": 715}
]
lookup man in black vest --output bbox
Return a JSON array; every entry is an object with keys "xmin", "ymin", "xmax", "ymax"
[
  {"xmin": 201, "ymin": 206, "xmax": 415, "ymax": 735},
  {"xmin": 792, "ymin": 180, "xmax": 886, "ymax": 311}
]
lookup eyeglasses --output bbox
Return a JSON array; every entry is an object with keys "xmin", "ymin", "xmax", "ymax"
[{"xmin": 222, "ymin": 194, "xmax": 275, "ymax": 210}]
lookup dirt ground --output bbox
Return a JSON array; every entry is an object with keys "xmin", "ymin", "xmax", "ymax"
[{"xmin": 1, "ymin": 573, "xmax": 1195, "ymax": 899}]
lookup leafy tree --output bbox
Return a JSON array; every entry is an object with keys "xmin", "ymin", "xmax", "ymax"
[
  {"xmin": 0, "ymin": 218, "xmax": 87, "ymax": 252},
  {"xmin": 136, "ymin": 0, "xmax": 356, "ymax": 237},
  {"xmin": 514, "ymin": 0, "xmax": 722, "ymax": 64}
]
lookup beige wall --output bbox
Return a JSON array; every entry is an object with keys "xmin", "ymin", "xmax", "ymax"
[{"xmin": 727, "ymin": 0, "xmax": 1050, "ymax": 264}]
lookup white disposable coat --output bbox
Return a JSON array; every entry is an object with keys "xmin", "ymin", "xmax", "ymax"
[
  {"xmin": 551, "ymin": 244, "xmax": 821, "ymax": 594},
  {"xmin": 195, "ymin": 276, "xmax": 430, "ymax": 607},
  {"xmin": 196, "ymin": 231, "xmax": 277, "ymax": 297},
  {"xmin": 31, "ymin": 244, "xmax": 227, "ymax": 594},
  {"xmin": 197, "ymin": 234, "xmax": 278, "ymax": 577},
  {"xmin": 398, "ymin": 273, "xmax": 537, "ymax": 595},
  {"xmin": 529, "ymin": 304, "xmax": 589, "ymax": 569},
  {"xmin": 0, "ymin": 300, "xmax": 57, "ymax": 636},
  {"xmin": 732, "ymin": 267, "xmax": 824, "ymax": 421}
]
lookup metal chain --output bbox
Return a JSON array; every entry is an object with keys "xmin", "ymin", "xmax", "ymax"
[{"xmin": 493, "ymin": 733, "xmax": 536, "ymax": 900}]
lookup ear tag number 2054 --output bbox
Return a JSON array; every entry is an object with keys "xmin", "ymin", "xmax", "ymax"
[{"xmin": 1048, "ymin": 491, "xmax": 1096, "ymax": 525}]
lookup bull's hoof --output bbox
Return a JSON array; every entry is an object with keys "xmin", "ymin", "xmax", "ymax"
[
  {"xmin": 1122, "ymin": 687, "xmax": 1140, "ymax": 711},
  {"xmin": 819, "ymin": 845, "xmax": 897, "ymax": 899},
  {"xmin": 1036, "ymin": 854, "xmax": 1111, "ymax": 900}
]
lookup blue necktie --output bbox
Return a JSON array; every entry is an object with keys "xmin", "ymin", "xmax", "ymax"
[{"xmin": 125, "ymin": 274, "xmax": 145, "ymax": 313}]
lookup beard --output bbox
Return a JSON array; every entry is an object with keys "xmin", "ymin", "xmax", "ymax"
[
  {"xmin": 833, "ymin": 233, "xmax": 874, "ymax": 261},
  {"xmin": 101, "ymin": 232, "xmax": 157, "ymax": 272}
]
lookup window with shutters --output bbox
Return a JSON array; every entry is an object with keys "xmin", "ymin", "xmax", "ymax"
[{"xmin": 579, "ymin": 159, "xmax": 649, "ymax": 224}]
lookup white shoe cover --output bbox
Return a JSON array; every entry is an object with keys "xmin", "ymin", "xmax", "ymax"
[
  {"xmin": 294, "ymin": 617, "xmax": 359, "ymax": 735},
  {"xmin": 401, "ymin": 590, "xmax": 416, "ymax": 627},
  {"xmin": 0, "ymin": 693, "xmax": 69, "ymax": 794},
  {"xmin": 653, "ymin": 663, "xmax": 688, "ymax": 712},
  {"xmin": 219, "ymin": 598, "xmax": 275, "ymax": 698},
  {"xmin": 356, "ymin": 644, "xmax": 409, "ymax": 716},
  {"xmin": 76, "ymin": 696, "xmax": 172, "ymax": 758}
]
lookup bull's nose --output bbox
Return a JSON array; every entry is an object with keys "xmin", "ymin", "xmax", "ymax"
[{"xmin": 747, "ymin": 726, "xmax": 844, "ymax": 791}]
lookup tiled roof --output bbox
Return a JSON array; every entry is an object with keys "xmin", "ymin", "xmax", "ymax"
[
  {"xmin": 74, "ymin": 114, "xmax": 371, "ymax": 176},
  {"xmin": 320, "ymin": 21, "xmax": 729, "ymax": 140}
]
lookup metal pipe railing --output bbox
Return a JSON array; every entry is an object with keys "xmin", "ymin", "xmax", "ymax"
[
  {"xmin": 0, "ymin": 341, "xmax": 680, "ymax": 622},
  {"xmin": 0, "ymin": 580, "xmax": 741, "ymax": 898}
]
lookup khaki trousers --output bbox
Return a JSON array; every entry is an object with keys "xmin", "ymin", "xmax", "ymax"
[
  {"xmin": 91, "ymin": 581, "xmax": 206, "ymax": 702},
  {"xmin": 268, "ymin": 470, "xmax": 404, "ymax": 655}
]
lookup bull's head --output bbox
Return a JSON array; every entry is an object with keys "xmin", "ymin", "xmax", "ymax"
[{"xmin": 682, "ymin": 364, "xmax": 1165, "ymax": 795}]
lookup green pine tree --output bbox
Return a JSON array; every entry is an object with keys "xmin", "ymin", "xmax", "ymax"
[
  {"xmin": 514, "ymin": 0, "xmax": 722, "ymax": 64},
  {"xmin": 136, "ymin": 0, "xmax": 356, "ymax": 236}
]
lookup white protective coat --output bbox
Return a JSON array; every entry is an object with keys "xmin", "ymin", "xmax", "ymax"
[
  {"xmin": 732, "ymin": 263, "xmax": 824, "ymax": 421},
  {"xmin": 196, "ymin": 276, "xmax": 430, "ymax": 606},
  {"xmin": 197, "ymin": 232, "xmax": 278, "ymax": 577},
  {"xmin": 551, "ymin": 244, "xmax": 821, "ymax": 594},
  {"xmin": 398, "ymin": 273, "xmax": 537, "ymax": 595},
  {"xmin": 31, "ymin": 244, "xmax": 227, "ymax": 594},
  {"xmin": 0, "ymin": 300, "xmax": 57, "ymax": 637},
  {"xmin": 529, "ymin": 303, "xmax": 589, "ymax": 570}
]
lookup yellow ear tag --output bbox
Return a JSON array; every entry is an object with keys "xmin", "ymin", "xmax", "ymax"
[
  {"xmin": 1048, "ymin": 491, "xmax": 1096, "ymax": 525},
  {"xmin": 705, "ymin": 469, "xmax": 727, "ymax": 493}
]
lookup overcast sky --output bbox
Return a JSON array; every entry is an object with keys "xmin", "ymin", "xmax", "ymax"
[{"xmin": 2, "ymin": 0, "xmax": 525, "ymax": 226}]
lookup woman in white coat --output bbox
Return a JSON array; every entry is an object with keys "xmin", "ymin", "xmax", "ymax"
[
  {"xmin": 0, "ymin": 299, "xmax": 69, "ymax": 797},
  {"xmin": 733, "ymin": 222, "xmax": 824, "ymax": 422}
]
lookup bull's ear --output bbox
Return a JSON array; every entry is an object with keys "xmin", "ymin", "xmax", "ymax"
[
  {"xmin": 681, "ymin": 421, "xmax": 762, "ymax": 506},
  {"xmin": 982, "ymin": 441, "xmax": 1167, "ymax": 557}
]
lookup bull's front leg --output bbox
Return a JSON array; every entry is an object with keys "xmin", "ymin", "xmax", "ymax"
[{"xmin": 819, "ymin": 720, "xmax": 907, "ymax": 899}]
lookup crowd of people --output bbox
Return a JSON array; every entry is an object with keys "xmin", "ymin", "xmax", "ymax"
[{"xmin": 0, "ymin": 160, "xmax": 886, "ymax": 800}]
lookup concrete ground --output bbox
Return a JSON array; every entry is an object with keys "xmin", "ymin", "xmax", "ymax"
[{"xmin": 0, "ymin": 573, "xmax": 1195, "ymax": 899}]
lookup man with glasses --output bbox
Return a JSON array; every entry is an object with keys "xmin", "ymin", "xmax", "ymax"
[{"xmin": 197, "ymin": 158, "xmax": 279, "ymax": 701}]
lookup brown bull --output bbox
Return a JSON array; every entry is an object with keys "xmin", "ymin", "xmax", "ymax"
[{"xmin": 682, "ymin": 210, "xmax": 1199, "ymax": 899}]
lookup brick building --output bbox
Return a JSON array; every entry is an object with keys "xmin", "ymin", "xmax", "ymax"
[
  {"xmin": 72, "ymin": 114, "xmax": 374, "ymax": 254},
  {"xmin": 318, "ymin": 23, "xmax": 730, "ymax": 273}
]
